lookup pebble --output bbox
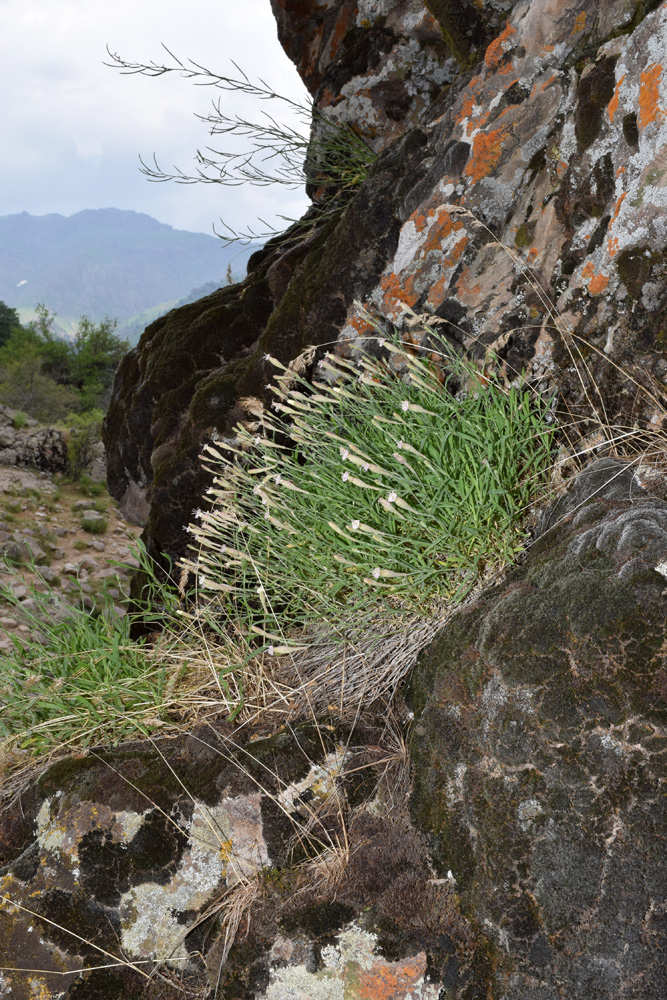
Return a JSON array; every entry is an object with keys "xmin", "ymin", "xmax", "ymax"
[
  {"xmin": 62, "ymin": 563, "xmax": 79, "ymax": 575},
  {"xmin": 0, "ymin": 617, "xmax": 17, "ymax": 630}
]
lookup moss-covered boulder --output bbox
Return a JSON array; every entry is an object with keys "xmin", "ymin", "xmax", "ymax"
[{"xmin": 409, "ymin": 459, "xmax": 667, "ymax": 997}]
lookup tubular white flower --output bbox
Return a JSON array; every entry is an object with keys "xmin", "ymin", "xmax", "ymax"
[
  {"xmin": 400, "ymin": 400, "xmax": 410, "ymax": 411},
  {"xmin": 351, "ymin": 520, "xmax": 360, "ymax": 530},
  {"xmin": 268, "ymin": 645, "xmax": 275, "ymax": 656},
  {"xmin": 387, "ymin": 491, "xmax": 397, "ymax": 503},
  {"xmin": 342, "ymin": 471, "xmax": 350, "ymax": 482},
  {"xmin": 372, "ymin": 567, "xmax": 381, "ymax": 579},
  {"xmin": 340, "ymin": 447, "xmax": 349, "ymax": 460}
]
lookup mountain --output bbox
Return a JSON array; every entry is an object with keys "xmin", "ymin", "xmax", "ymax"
[{"xmin": 0, "ymin": 208, "xmax": 255, "ymax": 323}]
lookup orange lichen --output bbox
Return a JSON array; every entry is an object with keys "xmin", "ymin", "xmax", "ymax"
[
  {"xmin": 540, "ymin": 74, "xmax": 559, "ymax": 93},
  {"xmin": 379, "ymin": 272, "xmax": 419, "ymax": 313},
  {"xmin": 608, "ymin": 235, "xmax": 620, "ymax": 257},
  {"xmin": 611, "ymin": 192, "xmax": 626, "ymax": 224},
  {"xmin": 456, "ymin": 77, "xmax": 484, "ymax": 126},
  {"xmin": 484, "ymin": 21, "xmax": 516, "ymax": 70},
  {"xmin": 639, "ymin": 64, "xmax": 663, "ymax": 129},
  {"xmin": 572, "ymin": 11, "xmax": 586, "ymax": 34},
  {"xmin": 421, "ymin": 207, "xmax": 465, "ymax": 254},
  {"xmin": 355, "ymin": 953, "xmax": 428, "ymax": 999},
  {"xmin": 582, "ymin": 260, "xmax": 609, "ymax": 295},
  {"xmin": 465, "ymin": 124, "xmax": 512, "ymax": 182},
  {"xmin": 608, "ymin": 74, "xmax": 626, "ymax": 123}
]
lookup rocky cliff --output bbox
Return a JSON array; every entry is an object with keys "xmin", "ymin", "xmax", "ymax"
[{"xmin": 105, "ymin": 0, "xmax": 667, "ymax": 573}]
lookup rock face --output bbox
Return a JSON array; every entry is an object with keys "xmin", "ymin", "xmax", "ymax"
[
  {"xmin": 408, "ymin": 458, "xmax": 667, "ymax": 996},
  {"xmin": 105, "ymin": 0, "xmax": 667, "ymax": 570}
]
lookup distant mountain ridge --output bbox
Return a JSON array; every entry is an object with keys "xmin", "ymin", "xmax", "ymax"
[{"xmin": 0, "ymin": 208, "xmax": 253, "ymax": 324}]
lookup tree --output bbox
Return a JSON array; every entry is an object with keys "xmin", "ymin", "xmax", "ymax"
[
  {"xmin": 70, "ymin": 316, "xmax": 129, "ymax": 411},
  {"xmin": 0, "ymin": 305, "xmax": 130, "ymax": 420},
  {"xmin": 0, "ymin": 302, "xmax": 22, "ymax": 348}
]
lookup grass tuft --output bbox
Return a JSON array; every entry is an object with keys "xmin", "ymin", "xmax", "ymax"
[{"xmin": 183, "ymin": 318, "xmax": 555, "ymax": 645}]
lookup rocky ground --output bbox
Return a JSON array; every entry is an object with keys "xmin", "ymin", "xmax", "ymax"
[{"xmin": 0, "ymin": 465, "xmax": 142, "ymax": 652}]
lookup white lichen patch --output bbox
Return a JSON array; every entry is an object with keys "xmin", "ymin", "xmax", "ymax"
[
  {"xmin": 600, "ymin": 733, "xmax": 625, "ymax": 757},
  {"xmin": 517, "ymin": 798, "xmax": 543, "ymax": 832},
  {"xmin": 277, "ymin": 747, "xmax": 347, "ymax": 815},
  {"xmin": 260, "ymin": 965, "xmax": 344, "ymax": 1000},
  {"xmin": 119, "ymin": 794, "xmax": 268, "ymax": 964},
  {"xmin": 36, "ymin": 798, "xmax": 148, "ymax": 863},
  {"xmin": 259, "ymin": 924, "xmax": 440, "ymax": 999},
  {"xmin": 112, "ymin": 809, "xmax": 147, "ymax": 843},
  {"xmin": 654, "ymin": 559, "xmax": 667, "ymax": 580}
]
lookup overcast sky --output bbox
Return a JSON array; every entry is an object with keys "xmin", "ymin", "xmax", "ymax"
[{"xmin": 0, "ymin": 0, "xmax": 311, "ymax": 238}]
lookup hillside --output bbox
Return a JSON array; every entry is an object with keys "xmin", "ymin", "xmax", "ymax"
[{"xmin": 0, "ymin": 208, "xmax": 254, "ymax": 325}]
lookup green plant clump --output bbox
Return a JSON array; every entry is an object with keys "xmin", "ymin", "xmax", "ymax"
[
  {"xmin": 81, "ymin": 514, "xmax": 108, "ymax": 534},
  {"xmin": 0, "ymin": 544, "xmax": 184, "ymax": 752},
  {"xmin": 186, "ymin": 326, "xmax": 555, "ymax": 639},
  {"xmin": 0, "ymin": 591, "xmax": 163, "ymax": 751}
]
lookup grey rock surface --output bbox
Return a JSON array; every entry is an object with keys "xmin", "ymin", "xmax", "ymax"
[{"xmin": 409, "ymin": 462, "xmax": 667, "ymax": 997}]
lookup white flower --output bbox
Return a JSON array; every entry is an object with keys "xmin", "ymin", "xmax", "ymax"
[
  {"xmin": 342, "ymin": 471, "xmax": 349, "ymax": 482},
  {"xmin": 397, "ymin": 440, "xmax": 404, "ymax": 449},
  {"xmin": 192, "ymin": 509, "xmax": 203, "ymax": 519},
  {"xmin": 254, "ymin": 435, "xmax": 262, "ymax": 445},
  {"xmin": 362, "ymin": 462, "xmax": 369, "ymax": 472},
  {"xmin": 220, "ymin": 544, "xmax": 227, "ymax": 555},
  {"xmin": 372, "ymin": 567, "xmax": 381, "ymax": 579},
  {"xmin": 264, "ymin": 511, "xmax": 270, "ymax": 519},
  {"xmin": 257, "ymin": 585, "xmax": 265, "ymax": 594},
  {"xmin": 377, "ymin": 338, "xmax": 385, "ymax": 347},
  {"xmin": 274, "ymin": 474, "xmax": 281, "ymax": 484},
  {"xmin": 400, "ymin": 400, "xmax": 410, "ymax": 412},
  {"xmin": 268, "ymin": 645, "xmax": 275, "ymax": 656},
  {"xmin": 340, "ymin": 447, "xmax": 349, "ymax": 460},
  {"xmin": 387, "ymin": 491, "xmax": 397, "ymax": 503},
  {"xmin": 199, "ymin": 574, "xmax": 206, "ymax": 589},
  {"xmin": 351, "ymin": 520, "xmax": 360, "ymax": 530}
]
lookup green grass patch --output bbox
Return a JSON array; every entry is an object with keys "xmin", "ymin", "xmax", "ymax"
[
  {"xmin": 81, "ymin": 515, "xmax": 108, "ymax": 534},
  {"xmin": 185, "ymin": 323, "xmax": 555, "ymax": 641},
  {"xmin": 0, "ymin": 555, "xmax": 184, "ymax": 752},
  {"xmin": 0, "ymin": 590, "xmax": 165, "ymax": 751}
]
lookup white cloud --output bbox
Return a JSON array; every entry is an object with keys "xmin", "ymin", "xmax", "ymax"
[{"xmin": 0, "ymin": 0, "xmax": 311, "ymax": 235}]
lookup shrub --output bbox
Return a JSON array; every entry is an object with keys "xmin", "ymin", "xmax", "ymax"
[
  {"xmin": 62, "ymin": 409, "xmax": 104, "ymax": 480},
  {"xmin": 12, "ymin": 410, "xmax": 27, "ymax": 429},
  {"xmin": 184, "ymin": 323, "xmax": 555, "ymax": 641}
]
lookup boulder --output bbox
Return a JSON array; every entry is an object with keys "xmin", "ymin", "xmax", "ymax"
[
  {"xmin": 16, "ymin": 428, "xmax": 69, "ymax": 474},
  {"xmin": 408, "ymin": 458, "xmax": 667, "ymax": 996},
  {"xmin": 0, "ymin": 722, "xmax": 468, "ymax": 999}
]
